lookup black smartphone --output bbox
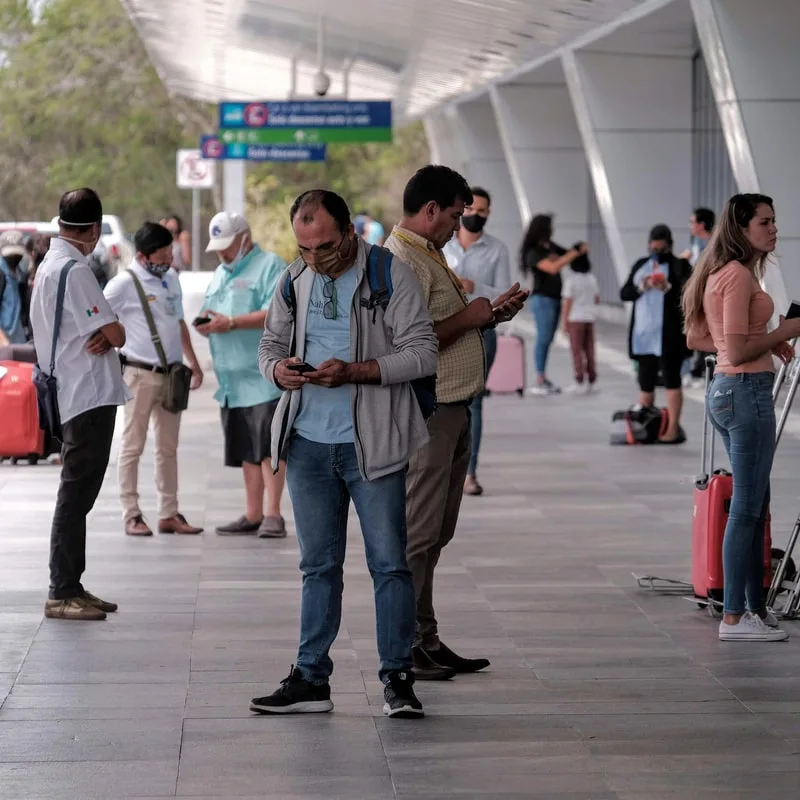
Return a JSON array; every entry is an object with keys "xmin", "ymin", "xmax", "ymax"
[
  {"xmin": 286, "ymin": 362, "xmax": 316, "ymax": 374},
  {"xmin": 192, "ymin": 315, "xmax": 211, "ymax": 327},
  {"xmin": 786, "ymin": 302, "xmax": 800, "ymax": 320}
]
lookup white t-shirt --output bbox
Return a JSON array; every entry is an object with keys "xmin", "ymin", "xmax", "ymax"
[
  {"xmin": 562, "ymin": 270, "xmax": 599, "ymax": 323},
  {"xmin": 30, "ymin": 238, "xmax": 131, "ymax": 424},
  {"xmin": 104, "ymin": 260, "xmax": 184, "ymax": 366}
]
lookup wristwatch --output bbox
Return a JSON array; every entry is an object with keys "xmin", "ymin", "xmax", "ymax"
[{"xmin": 228, "ymin": 316, "xmax": 236, "ymax": 331}]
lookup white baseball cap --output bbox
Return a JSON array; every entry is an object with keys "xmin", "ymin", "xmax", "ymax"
[
  {"xmin": 0, "ymin": 230, "xmax": 27, "ymax": 258},
  {"xmin": 206, "ymin": 211, "xmax": 249, "ymax": 252}
]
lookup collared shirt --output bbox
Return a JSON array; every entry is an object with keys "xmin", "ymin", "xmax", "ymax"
[
  {"xmin": 294, "ymin": 265, "xmax": 360, "ymax": 444},
  {"xmin": 442, "ymin": 232, "xmax": 511, "ymax": 302},
  {"xmin": 30, "ymin": 237, "xmax": 131, "ymax": 424},
  {"xmin": 203, "ymin": 244, "xmax": 286, "ymax": 409},
  {"xmin": 0, "ymin": 258, "xmax": 26, "ymax": 343},
  {"xmin": 104, "ymin": 260, "xmax": 184, "ymax": 366},
  {"xmin": 385, "ymin": 226, "xmax": 484, "ymax": 404}
]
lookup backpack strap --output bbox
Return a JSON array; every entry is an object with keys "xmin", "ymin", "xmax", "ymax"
[
  {"xmin": 282, "ymin": 271, "xmax": 296, "ymax": 315},
  {"xmin": 0, "ymin": 269, "xmax": 6, "ymax": 304},
  {"xmin": 364, "ymin": 245, "xmax": 393, "ymax": 322},
  {"xmin": 49, "ymin": 260, "xmax": 78, "ymax": 376}
]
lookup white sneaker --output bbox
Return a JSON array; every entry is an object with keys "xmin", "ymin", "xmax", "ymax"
[
  {"xmin": 719, "ymin": 612, "xmax": 788, "ymax": 641},
  {"xmin": 762, "ymin": 609, "xmax": 780, "ymax": 628},
  {"xmin": 565, "ymin": 383, "xmax": 588, "ymax": 395}
]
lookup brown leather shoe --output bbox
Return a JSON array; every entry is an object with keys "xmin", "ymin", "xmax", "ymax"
[
  {"xmin": 44, "ymin": 597, "xmax": 106, "ymax": 621},
  {"xmin": 125, "ymin": 514, "xmax": 153, "ymax": 537},
  {"xmin": 159, "ymin": 513, "xmax": 203, "ymax": 535},
  {"xmin": 81, "ymin": 591, "xmax": 118, "ymax": 613}
]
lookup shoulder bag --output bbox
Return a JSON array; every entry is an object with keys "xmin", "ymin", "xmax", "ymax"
[{"xmin": 127, "ymin": 269, "xmax": 192, "ymax": 414}]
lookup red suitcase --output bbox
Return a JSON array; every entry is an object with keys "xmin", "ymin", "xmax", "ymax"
[
  {"xmin": 0, "ymin": 361, "xmax": 45, "ymax": 459},
  {"xmin": 692, "ymin": 358, "xmax": 771, "ymax": 604},
  {"xmin": 486, "ymin": 334, "xmax": 526, "ymax": 396}
]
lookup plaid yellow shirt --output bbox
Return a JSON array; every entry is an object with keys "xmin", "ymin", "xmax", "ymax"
[{"xmin": 385, "ymin": 226, "xmax": 485, "ymax": 403}]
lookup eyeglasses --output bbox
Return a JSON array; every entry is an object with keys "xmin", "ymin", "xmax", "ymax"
[{"xmin": 322, "ymin": 277, "xmax": 337, "ymax": 320}]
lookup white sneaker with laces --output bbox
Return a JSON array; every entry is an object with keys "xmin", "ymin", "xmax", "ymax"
[
  {"xmin": 718, "ymin": 612, "xmax": 788, "ymax": 641},
  {"xmin": 762, "ymin": 609, "xmax": 779, "ymax": 628}
]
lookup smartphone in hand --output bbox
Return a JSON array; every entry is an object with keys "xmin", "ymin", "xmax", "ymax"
[
  {"xmin": 192, "ymin": 315, "xmax": 211, "ymax": 327},
  {"xmin": 786, "ymin": 302, "xmax": 800, "ymax": 320},
  {"xmin": 286, "ymin": 362, "xmax": 316, "ymax": 374}
]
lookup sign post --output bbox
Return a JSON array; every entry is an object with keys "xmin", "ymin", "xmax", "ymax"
[{"xmin": 176, "ymin": 149, "xmax": 216, "ymax": 272}]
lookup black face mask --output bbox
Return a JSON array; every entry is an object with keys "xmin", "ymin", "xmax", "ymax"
[{"xmin": 461, "ymin": 215, "xmax": 487, "ymax": 234}]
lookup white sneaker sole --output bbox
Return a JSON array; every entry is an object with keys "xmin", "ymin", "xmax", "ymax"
[
  {"xmin": 383, "ymin": 702, "xmax": 424, "ymax": 718},
  {"xmin": 719, "ymin": 629, "xmax": 789, "ymax": 642},
  {"xmin": 250, "ymin": 699, "xmax": 334, "ymax": 714}
]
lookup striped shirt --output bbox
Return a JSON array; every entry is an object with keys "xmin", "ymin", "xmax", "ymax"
[{"xmin": 385, "ymin": 226, "xmax": 484, "ymax": 404}]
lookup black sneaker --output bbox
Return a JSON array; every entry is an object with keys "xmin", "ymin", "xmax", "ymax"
[
  {"xmin": 382, "ymin": 671, "xmax": 424, "ymax": 719},
  {"xmin": 250, "ymin": 666, "xmax": 333, "ymax": 714}
]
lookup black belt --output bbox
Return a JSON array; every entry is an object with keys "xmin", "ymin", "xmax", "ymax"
[
  {"xmin": 439, "ymin": 400, "xmax": 471, "ymax": 408},
  {"xmin": 120, "ymin": 356, "xmax": 166, "ymax": 375}
]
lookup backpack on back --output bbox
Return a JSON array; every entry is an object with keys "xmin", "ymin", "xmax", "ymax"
[{"xmin": 282, "ymin": 245, "xmax": 437, "ymax": 418}]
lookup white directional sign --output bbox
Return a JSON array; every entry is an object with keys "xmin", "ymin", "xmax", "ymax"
[{"xmin": 176, "ymin": 149, "xmax": 215, "ymax": 189}]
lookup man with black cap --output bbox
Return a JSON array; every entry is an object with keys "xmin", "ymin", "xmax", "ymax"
[
  {"xmin": 30, "ymin": 188, "xmax": 130, "ymax": 621},
  {"xmin": 104, "ymin": 222, "xmax": 204, "ymax": 537}
]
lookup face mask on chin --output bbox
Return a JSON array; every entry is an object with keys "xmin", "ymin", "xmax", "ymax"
[
  {"xmin": 303, "ymin": 235, "xmax": 357, "ymax": 277},
  {"xmin": 221, "ymin": 236, "xmax": 249, "ymax": 271},
  {"xmin": 461, "ymin": 214, "xmax": 487, "ymax": 234}
]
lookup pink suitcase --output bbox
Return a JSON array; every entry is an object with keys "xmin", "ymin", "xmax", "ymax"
[{"xmin": 486, "ymin": 334, "xmax": 525, "ymax": 396}]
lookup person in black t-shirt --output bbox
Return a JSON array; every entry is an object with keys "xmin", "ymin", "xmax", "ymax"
[{"xmin": 520, "ymin": 214, "xmax": 588, "ymax": 394}]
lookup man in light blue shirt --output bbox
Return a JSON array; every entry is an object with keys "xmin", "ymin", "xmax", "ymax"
[
  {"xmin": 363, "ymin": 213, "xmax": 385, "ymax": 246},
  {"xmin": 442, "ymin": 186, "xmax": 511, "ymax": 496},
  {"xmin": 0, "ymin": 231, "xmax": 29, "ymax": 344},
  {"xmin": 197, "ymin": 211, "xmax": 288, "ymax": 538}
]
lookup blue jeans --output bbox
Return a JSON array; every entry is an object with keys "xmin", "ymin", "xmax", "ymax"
[
  {"xmin": 285, "ymin": 436, "xmax": 415, "ymax": 683},
  {"xmin": 468, "ymin": 327, "xmax": 497, "ymax": 476},
  {"xmin": 707, "ymin": 372, "xmax": 775, "ymax": 615},
  {"xmin": 531, "ymin": 294, "xmax": 561, "ymax": 378}
]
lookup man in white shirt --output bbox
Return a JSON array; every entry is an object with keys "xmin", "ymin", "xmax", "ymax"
[
  {"xmin": 104, "ymin": 222, "xmax": 203, "ymax": 537},
  {"xmin": 30, "ymin": 188, "xmax": 130, "ymax": 621},
  {"xmin": 442, "ymin": 187, "xmax": 511, "ymax": 497}
]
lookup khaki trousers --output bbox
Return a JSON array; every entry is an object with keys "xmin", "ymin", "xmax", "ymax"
[
  {"xmin": 405, "ymin": 404, "xmax": 471, "ymax": 649},
  {"xmin": 118, "ymin": 367, "xmax": 181, "ymax": 522}
]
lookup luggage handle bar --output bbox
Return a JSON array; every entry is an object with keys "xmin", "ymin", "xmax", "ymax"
[{"xmin": 699, "ymin": 355, "xmax": 716, "ymax": 480}]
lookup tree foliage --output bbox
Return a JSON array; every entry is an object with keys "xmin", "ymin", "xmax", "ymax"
[
  {"xmin": 0, "ymin": 0, "xmax": 429, "ymax": 263},
  {"xmin": 0, "ymin": 0, "xmax": 213, "ymax": 225}
]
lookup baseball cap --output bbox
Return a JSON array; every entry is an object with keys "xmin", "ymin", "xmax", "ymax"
[
  {"xmin": 206, "ymin": 211, "xmax": 249, "ymax": 252},
  {"xmin": 0, "ymin": 230, "xmax": 27, "ymax": 258}
]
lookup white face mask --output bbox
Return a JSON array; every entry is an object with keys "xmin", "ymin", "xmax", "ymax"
[
  {"xmin": 60, "ymin": 234, "xmax": 100, "ymax": 257},
  {"xmin": 221, "ymin": 236, "xmax": 248, "ymax": 271}
]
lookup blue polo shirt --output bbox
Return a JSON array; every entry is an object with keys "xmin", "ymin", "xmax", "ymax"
[
  {"xmin": 0, "ymin": 258, "xmax": 25, "ymax": 344},
  {"xmin": 203, "ymin": 245, "xmax": 286, "ymax": 409}
]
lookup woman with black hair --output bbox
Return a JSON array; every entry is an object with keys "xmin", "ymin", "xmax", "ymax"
[
  {"xmin": 620, "ymin": 224, "xmax": 691, "ymax": 444},
  {"xmin": 520, "ymin": 214, "xmax": 587, "ymax": 395},
  {"xmin": 161, "ymin": 214, "xmax": 191, "ymax": 272}
]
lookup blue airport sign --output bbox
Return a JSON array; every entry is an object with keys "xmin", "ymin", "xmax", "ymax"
[
  {"xmin": 200, "ymin": 135, "xmax": 326, "ymax": 162},
  {"xmin": 218, "ymin": 100, "xmax": 392, "ymax": 131}
]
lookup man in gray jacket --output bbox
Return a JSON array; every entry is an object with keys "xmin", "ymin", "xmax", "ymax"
[{"xmin": 254, "ymin": 189, "xmax": 437, "ymax": 719}]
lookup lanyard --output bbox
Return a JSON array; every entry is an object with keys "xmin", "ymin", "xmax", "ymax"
[{"xmin": 392, "ymin": 229, "xmax": 469, "ymax": 306}]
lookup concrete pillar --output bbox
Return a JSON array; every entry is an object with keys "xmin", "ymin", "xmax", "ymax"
[
  {"xmin": 563, "ymin": 49, "xmax": 693, "ymax": 285},
  {"xmin": 452, "ymin": 98, "xmax": 523, "ymax": 263},
  {"xmin": 489, "ymin": 76, "xmax": 589, "ymax": 246},
  {"xmin": 692, "ymin": 0, "xmax": 796, "ymax": 311},
  {"xmin": 223, "ymin": 160, "xmax": 246, "ymax": 216}
]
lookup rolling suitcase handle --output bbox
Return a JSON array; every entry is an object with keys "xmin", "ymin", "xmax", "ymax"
[{"xmin": 698, "ymin": 355, "xmax": 717, "ymax": 486}]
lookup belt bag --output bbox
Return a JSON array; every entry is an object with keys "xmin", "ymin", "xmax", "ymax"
[{"xmin": 127, "ymin": 269, "xmax": 191, "ymax": 413}]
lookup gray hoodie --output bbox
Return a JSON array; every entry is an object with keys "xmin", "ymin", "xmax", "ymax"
[{"xmin": 258, "ymin": 239, "xmax": 438, "ymax": 481}]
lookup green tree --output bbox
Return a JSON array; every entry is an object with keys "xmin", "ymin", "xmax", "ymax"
[{"xmin": 0, "ymin": 0, "xmax": 212, "ymax": 226}]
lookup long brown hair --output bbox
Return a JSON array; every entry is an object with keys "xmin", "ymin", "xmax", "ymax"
[{"xmin": 682, "ymin": 193, "xmax": 774, "ymax": 332}]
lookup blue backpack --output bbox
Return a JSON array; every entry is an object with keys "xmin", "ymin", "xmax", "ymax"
[{"xmin": 282, "ymin": 245, "xmax": 437, "ymax": 419}]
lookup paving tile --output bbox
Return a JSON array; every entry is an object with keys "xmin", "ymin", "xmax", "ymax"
[{"xmin": 1, "ymin": 320, "xmax": 800, "ymax": 796}]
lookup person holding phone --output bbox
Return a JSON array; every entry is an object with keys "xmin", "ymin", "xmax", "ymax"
[
  {"xmin": 196, "ymin": 211, "xmax": 289, "ymax": 538},
  {"xmin": 620, "ymin": 224, "xmax": 691, "ymax": 443},
  {"xmin": 255, "ymin": 189, "xmax": 438, "ymax": 719},
  {"xmin": 684, "ymin": 193, "xmax": 800, "ymax": 642}
]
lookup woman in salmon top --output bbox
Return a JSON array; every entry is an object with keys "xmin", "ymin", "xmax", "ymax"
[{"xmin": 683, "ymin": 193, "xmax": 800, "ymax": 642}]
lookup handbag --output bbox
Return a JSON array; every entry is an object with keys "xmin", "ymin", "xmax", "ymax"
[
  {"xmin": 32, "ymin": 259, "xmax": 77, "ymax": 442},
  {"xmin": 127, "ymin": 269, "xmax": 192, "ymax": 414}
]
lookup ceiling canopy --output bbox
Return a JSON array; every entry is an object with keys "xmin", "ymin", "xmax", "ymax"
[{"xmin": 121, "ymin": 0, "xmax": 650, "ymax": 121}]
